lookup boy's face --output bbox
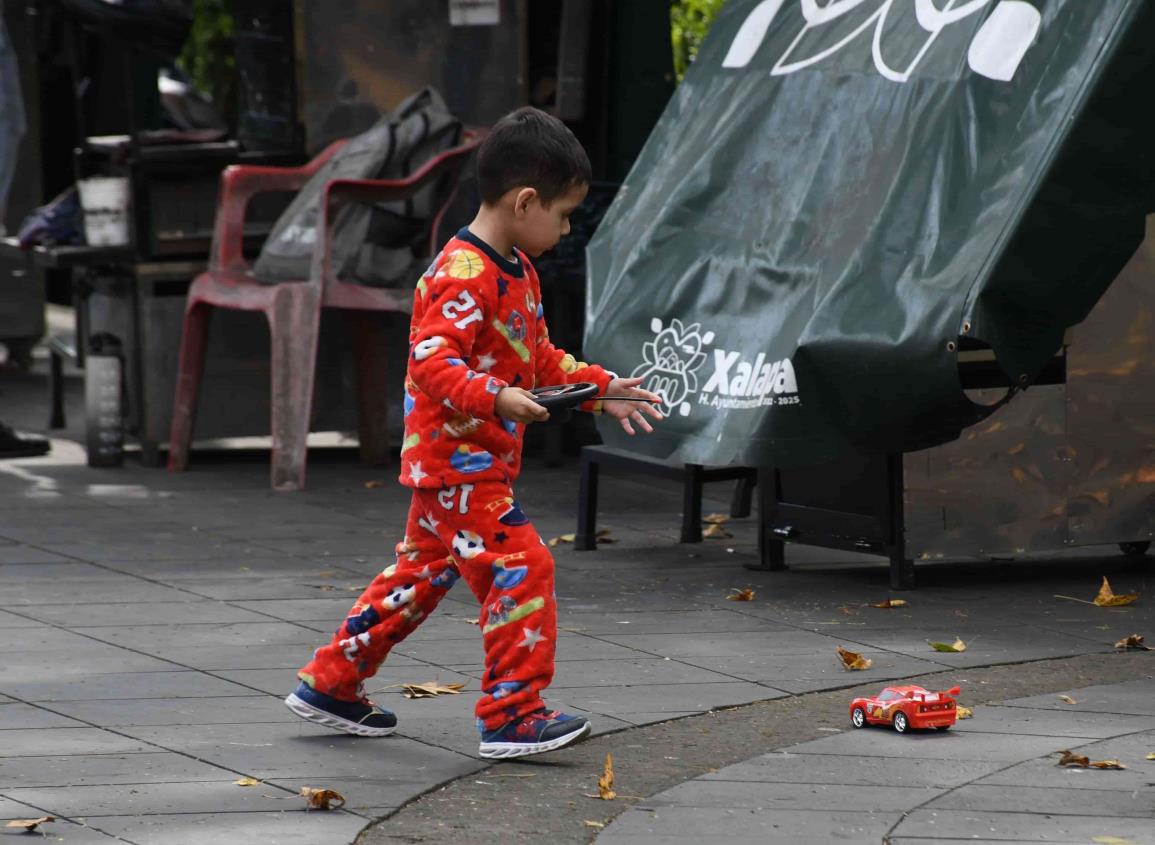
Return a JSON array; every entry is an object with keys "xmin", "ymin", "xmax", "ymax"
[{"xmin": 513, "ymin": 182, "xmax": 588, "ymax": 257}]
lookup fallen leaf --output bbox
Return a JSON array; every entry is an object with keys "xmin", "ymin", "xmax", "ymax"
[
  {"xmin": 1089, "ymin": 759, "xmax": 1127, "ymax": 770},
  {"xmin": 402, "ymin": 681, "xmax": 465, "ymax": 699},
  {"xmin": 596, "ymin": 528, "xmax": 616, "ymax": 544},
  {"xmin": 599, "ymin": 752, "xmax": 616, "ymax": 800},
  {"xmin": 872, "ymin": 599, "xmax": 908, "ymax": 609},
  {"xmin": 1058, "ymin": 694, "xmax": 1078, "ymax": 705},
  {"xmin": 838, "ymin": 605, "xmax": 857, "ymax": 615},
  {"xmin": 1146, "ymin": 752, "xmax": 1155, "ymax": 760},
  {"xmin": 929, "ymin": 637, "xmax": 967, "ymax": 653},
  {"xmin": 5, "ymin": 818, "xmax": 54, "ymax": 832},
  {"xmin": 301, "ymin": 787, "xmax": 346, "ymax": 810},
  {"xmin": 955, "ymin": 705, "xmax": 973, "ymax": 719},
  {"xmin": 1092, "ymin": 837, "xmax": 1137, "ymax": 845},
  {"xmin": 1115, "ymin": 634, "xmax": 1153, "ymax": 651},
  {"xmin": 548, "ymin": 533, "xmax": 576, "ymax": 548},
  {"xmin": 837, "ymin": 646, "xmax": 872, "ymax": 670},
  {"xmin": 1094, "ymin": 576, "xmax": 1139, "ymax": 607},
  {"xmin": 703, "ymin": 523, "xmax": 732, "ymax": 539},
  {"xmin": 234, "ymin": 777, "xmax": 261, "ymax": 787},
  {"xmin": 726, "ymin": 587, "xmax": 755, "ymax": 602},
  {"xmin": 1057, "ymin": 750, "xmax": 1090, "ymax": 767},
  {"xmin": 703, "ymin": 513, "xmax": 731, "ymax": 524},
  {"xmin": 363, "ymin": 480, "xmax": 385, "ymax": 489},
  {"xmin": 583, "ymin": 820, "xmax": 606, "ymax": 830}
]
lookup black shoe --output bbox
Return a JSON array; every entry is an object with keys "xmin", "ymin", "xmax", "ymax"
[
  {"xmin": 0, "ymin": 423, "xmax": 49, "ymax": 459},
  {"xmin": 284, "ymin": 681, "xmax": 397, "ymax": 737}
]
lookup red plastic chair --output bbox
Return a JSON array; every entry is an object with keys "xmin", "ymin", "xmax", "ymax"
[{"xmin": 167, "ymin": 130, "xmax": 485, "ymax": 491}]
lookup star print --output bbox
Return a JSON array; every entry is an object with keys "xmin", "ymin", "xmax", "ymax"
[
  {"xmin": 494, "ymin": 531, "xmax": 509, "ymax": 544},
  {"xmin": 512, "ymin": 373, "xmax": 523, "ymax": 386},
  {"xmin": 416, "ymin": 564, "xmax": 433, "ymax": 580},
  {"xmin": 500, "ymin": 452, "xmax": 516, "ymax": 464},
  {"xmin": 477, "ymin": 353, "xmax": 497, "ymax": 372},
  {"xmin": 518, "ymin": 626, "xmax": 548, "ymax": 653},
  {"xmin": 408, "ymin": 461, "xmax": 428, "ymax": 484},
  {"xmin": 497, "ymin": 277, "xmax": 509, "ymax": 296}
]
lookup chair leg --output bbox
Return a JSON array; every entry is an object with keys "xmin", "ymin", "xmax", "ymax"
[
  {"xmin": 167, "ymin": 300, "xmax": 213, "ymax": 472},
  {"xmin": 574, "ymin": 452, "xmax": 599, "ymax": 551},
  {"xmin": 48, "ymin": 350, "xmax": 65, "ymax": 429},
  {"xmin": 268, "ymin": 287, "xmax": 322, "ymax": 492},
  {"xmin": 349, "ymin": 311, "xmax": 390, "ymax": 466},
  {"xmin": 730, "ymin": 470, "xmax": 755, "ymax": 518},
  {"xmin": 680, "ymin": 464, "xmax": 704, "ymax": 543}
]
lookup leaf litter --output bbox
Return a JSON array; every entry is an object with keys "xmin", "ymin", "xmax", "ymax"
[
  {"xmin": 1114, "ymin": 634, "xmax": 1153, "ymax": 651},
  {"xmin": 703, "ymin": 523, "xmax": 732, "ymax": 539},
  {"xmin": 1058, "ymin": 694, "xmax": 1078, "ymax": 705},
  {"xmin": 1056, "ymin": 750, "xmax": 1125, "ymax": 770},
  {"xmin": 5, "ymin": 818, "xmax": 54, "ymax": 832},
  {"xmin": 585, "ymin": 753, "xmax": 617, "ymax": 800},
  {"xmin": 1055, "ymin": 576, "xmax": 1139, "ymax": 607},
  {"xmin": 929, "ymin": 637, "xmax": 967, "ymax": 653},
  {"xmin": 703, "ymin": 513, "xmax": 731, "ymax": 524},
  {"xmin": 401, "ymin": 681, "xmax": 465, "ymax": 699},
  {"xmin": 234, "ymin": 777, "xmax": 261, "ymax": 787},
  {"xmin": 301, "ymin": 787, "xmax": 346, "ymax": 810},
  {"xmin": 837, "ymin": 646, "xmax": 872, "ymax": 670},
  {"xmin": 726, "ymin": 587, "xmax": 756, "ymax": 601}
]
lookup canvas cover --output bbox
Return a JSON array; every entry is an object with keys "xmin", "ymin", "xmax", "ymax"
[{"xmin": 585, "ymin": 0, "xmax": 1154, "ymax": 467}]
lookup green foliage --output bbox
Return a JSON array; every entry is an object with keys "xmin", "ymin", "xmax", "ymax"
[
  {"xmin": 177, "ymin": 0, "xmax": 236, "ymax": 119},
  {"xmin": 671, "ymin": 0, "xmax": 727, "ymax": 81}
]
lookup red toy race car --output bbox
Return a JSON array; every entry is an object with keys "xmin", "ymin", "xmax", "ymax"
[{"xmin": 849, "ymin": 684, "xmax": 961, "ymax": 733}]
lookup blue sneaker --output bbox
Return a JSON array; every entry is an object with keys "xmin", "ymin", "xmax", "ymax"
[
  {"xmin": 479, "ymin": 708, "xmax": 591, "ymax": 759},
  {"xmin": 284, "ymin": 681, "xmax": 397, "ymax": 737}
]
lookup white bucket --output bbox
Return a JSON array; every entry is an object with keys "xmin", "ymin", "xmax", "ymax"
[{"xmin": 77, "ymin": 177, "xmax": 131, "ymax": 246}]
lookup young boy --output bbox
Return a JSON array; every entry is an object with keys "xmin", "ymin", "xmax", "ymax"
[{"xmin": 285, "ymin": 107, "xmax": 662, "ymax": 759}]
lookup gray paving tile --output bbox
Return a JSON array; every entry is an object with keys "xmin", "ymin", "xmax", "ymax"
[
  {"xmin": 173, "ymin": 578, "xmax": 372, "ymax": 602},
  {"xmin": 137, "ymin": 644, "xmax": 421, "ymax": 672},
  {"xmin": 927, "ymin": 783, "xmax": 1155, "ymax": 817},
  {"xmin": 0, "ymin": 648, "xmax": 181, "ymax": 682},
  {"xmin": 0, "ymin": 752, "xmax": 242, "ymax": 789},
  {"xmin": 645, "ymin": 779, "xmax": 945, "ymax": 812},
  {"xmin": 10, "ymin": 670, "xmax": 261, "ymax": 702},
  {"xmin": 73, "ymin": 621, "xmax": 324, "ymax": 652},
  {"xmin": 672, "ymin": 650, "xmax": 951, "ymax": 692},
  {"xmin": 0, "ymin": 812, "xmax": 121, "ymax": 843},
  {"xmin": 9, "ymin": 780, "xmax": 300, "ymax": 817},
  {"xmin": 103, "ymin": 557, "xmax": 365, "ymax": 580},
  {"xmin": 0, "ymin": 609, "xmax": 48, "ymax": 627},
  {"xmin": 999, "ymin": 679, "xmax": 1155, "ymax": 717},
  {"xmin": 955, "ymin": 705, "xmax": 1155, "ymax": 738},
  {"xmin": 701, "ymin": 753, "xmax": 1004, "ymax": 788},
  {"xmin": 555, "ymin": 681, "xmax": 784, "ymax": 716},
  {"xmin": 38, "ymin": 540, "xmax": 273, "ymax": 563},
  {"xmin": 783, "ymin": 727, "xmax": 1080, "ymax": 762},
  {"xmin": 592, "ymin": 629, "xmax": 856, "ymax": 657},
  {"xmin": 428, "ymin": 635, "xmax": 667, "ymax": 667},
  {"xmin": 891, "ymin": 809, "xmax": 1155, "ymax": 842},
  {"xmin": 2, "ymin": 580, "xmax": 204, "ymax": 606},
  {"xmin": 0, "ymin": 702, "xmax": 88, "ymax": 730},
  {"xmin": 32, "ymin": 601, "xmax": 277, "ymax": 627},
  {"xmin": 0, "ymin": 728, "xmax": 155, "ymax": 757},
  {"xmin": 233, "ymin": 597, "xmax": 373, "ymax": 622},
  {"xmin": 0, "ymin": 562, "xmax": 121, "ymax": 582},
  {"xmin": 266, "ymin": 776, "xmax": 469, "ymax": 813},
  {"xmin": 0, "ymin": 546, "xmax": 79, "ymax": 564},
  {"xmin": 47, "ymin": 695, "xmax": 297, "ymax": 727},
  {"xmin": 541, "ymin": 657, "xmax": 754, "ymax": 689},
  {"xmin": 0, "ymin": 627, "xmax": 115, "ymax": 651},
  {"xmin": 221, "ymin": 667, "xmax": 480, "ymax": 697},
  {"xmin": 599, "ymin": 806, "xmax": 903, "ymax": 843},
  {"xmin": 556, "ymin": 609, "xmax": 788, "ymax": 635},
  {"xmin": 843, "ymin": 625, "xmax": 1111, "ymax": 666},
  {"xmin": 81, "ymin": 811, "xmax": 370, "ymax": 845}
]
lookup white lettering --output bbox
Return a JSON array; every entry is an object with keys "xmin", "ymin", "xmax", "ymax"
[{"xmin": 703, "ymin": 350, "xmax": 740, "ymax": 393}]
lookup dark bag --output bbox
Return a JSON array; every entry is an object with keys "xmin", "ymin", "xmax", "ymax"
[{"xmin": 252, "ymin": 87, "xmax": 462, "ymax": 287}]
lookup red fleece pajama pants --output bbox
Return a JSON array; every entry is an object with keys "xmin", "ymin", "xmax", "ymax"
[{"xmin": 298, "ymin": 480, "xmax": 556, "ymax": 730}]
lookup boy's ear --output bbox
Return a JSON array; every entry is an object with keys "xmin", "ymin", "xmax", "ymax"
[{"xmin": 512, "ymin": 187, "xmax": 538, "ymax": 217}]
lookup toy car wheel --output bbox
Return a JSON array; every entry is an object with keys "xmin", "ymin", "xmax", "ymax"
[
  {"xmin": 893, "ymin": 711, "xmax": 909, "ymax": 733},
  {"xmin": 851, "ymin": 707, "xmax": 866, "ymax": 728}
]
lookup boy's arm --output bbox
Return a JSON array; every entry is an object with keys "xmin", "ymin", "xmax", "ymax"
[
  {"xmin": 534, "ymin": 316, "xmax": 613, "ymax": 412},
  {"xmin": 409, "ymin": 265, "xmax": 507, "ymax": 419}
]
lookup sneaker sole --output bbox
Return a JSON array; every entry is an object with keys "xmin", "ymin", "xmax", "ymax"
[
  {"xmin": 478, "ymin": 720, "xmax": 592, "ymax": 759},
  {"xmin": 284, "ymin": 693, "xmax": 396, "ymax": 737}
]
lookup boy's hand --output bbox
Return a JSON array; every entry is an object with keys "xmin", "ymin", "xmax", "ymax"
[
  {"xmin": 602, "ymin": 377, "xmax": 664, "ymax": 435},
  {"xmin": 495, "ymin": 387, "xmax": 550, "ymax": 424}
]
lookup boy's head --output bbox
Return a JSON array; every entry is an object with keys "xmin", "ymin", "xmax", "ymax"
[{"xmin": 476, "ymin": 107, "xmax": 591, "ymax": 256}]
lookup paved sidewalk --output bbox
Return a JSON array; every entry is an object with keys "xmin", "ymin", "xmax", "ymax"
[
  {"xmin": 1, "ymin": 369, "xmax": 1153, "ymax": 843},
  {"xmin": 598, "ymin": 678, "xmax": 1155, "ymax": 844}
]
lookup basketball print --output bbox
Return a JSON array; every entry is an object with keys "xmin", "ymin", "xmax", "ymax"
[{"xmin": 446, "ymin": 249, "xmax": 486, "ymax": 280}]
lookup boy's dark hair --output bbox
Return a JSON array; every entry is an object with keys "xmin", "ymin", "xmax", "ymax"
[{"xmin": 476, "ymin": 107, "xmax": 591, "ymax": 205}]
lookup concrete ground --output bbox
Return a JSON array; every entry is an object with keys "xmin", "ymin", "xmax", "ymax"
[{"xmin": 0, "ymin": 365, "xmax": 1153, "ymax": 844}]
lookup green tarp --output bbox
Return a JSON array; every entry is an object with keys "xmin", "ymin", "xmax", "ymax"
[{"xmin": 586, "ymin": 0, "xmax": 1154, "ymax": 467}]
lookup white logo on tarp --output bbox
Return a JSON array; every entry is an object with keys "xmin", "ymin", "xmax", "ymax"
[
  {"xmin": 632, "ymin": 318, "xmax": 713, "ymax": 417},
  {"xmin": 722, "ymin": 0, "xmax": 1041, "ymax": 83},
  {"xmin": 632, "ymin": 318, "xmax": 800, "ymax": 416}
]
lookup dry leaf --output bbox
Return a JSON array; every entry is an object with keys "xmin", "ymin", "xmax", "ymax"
[
  {"xmin": 596, "ymin": 528, "xmax": 616, "ymax": 544},
  {"xmin": 597, "ymin": 752, "xmax": 616, "ymax": 800},
  {"xmin": 1114, "ymin": 634, "xmax": 1153, "ymax": 651},
  {"xmin": 363, "ymin": 480, "xmax": 385, "ymax": 489},
  {"xmin": 703, "ymin": 523, "xmax": 732, "ymax": 539},
  {"xmin": 955, "ymin": 705, "xmax": 973, "ymax": 719},
  {"xmin": 1094, "ymin": 576, "xmax": 1139, "ymax": 607},
  {"xmin": 5, "ymin": 818, "xmax": 54, "ymax": 832},
  {"xmin": 402, "ymin": 681, "xmax": 465, "ymax": 699},
  {"xmin": 839, "ymin": 605, "xmax": 857, "ymax": 615},
  {"xmin": 548, "ymin": 533, "xmax": 576, "ymax": 548},
  {"xmin": 929, "ymin": 637, "xmax": 967, "ymax": 653},
  {"xmin": 1088, "ymin": 759, "xmax": 1127, "ymax": 770},
  {"xmin": 234, "ymin": 777, "xmax": 261, "ymax": 787},
  {"xmin": 301, "ymin": 787, "xmax": 346, "ymax": 810},
  {"xmin": 1092, "ymin": 837, "xmax": 1138, "ymax": 845},
  {"xmin": 583, "ymin": 820, "xmax": 606, "ymax": 830},
  {"xmin": 1058, "ymin": 694, "xmax": 1078, "ymax": 705},
  {"xmin": 1057, "ymin": 750, "xmax": 1090, "ymax": 767},
  {"xmin": 726, "ymin": 587, "xmax": 756, "ymax": 602},
  {"xmin": 703, "ymin": 513, "xmax": 731, "ymax": 524},
  {"xmin": 837, "ymin": 646, "xmax": 872, "ymax": 670},
  {"xmin": 1145, "ymin": 752, "xmax": 1155, "ymax": 760},
  {"xmin": 872, "ymin": 599, "xmax": 908, "ymax": 609}
]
